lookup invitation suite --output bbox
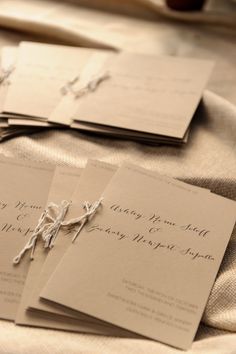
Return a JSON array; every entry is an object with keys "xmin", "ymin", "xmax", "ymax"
[
  {"xmin": 41, "ymin": 163, "xmax": 235, "ymax": 350},
  {"xmin": 0, "ymin": 41, "xmax": 213, "ymax": 145},
  {"xmin": 0, "ymin": 157, "xmax": 54, "ymax": 320},
  {"xmin": 72, "ymin": 53, "xmax": 213, "ymax": 142}
]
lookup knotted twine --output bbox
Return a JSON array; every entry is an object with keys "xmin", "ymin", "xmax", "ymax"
[
  {"xmin": 13, "ymin": 198, "xmax": 103, "ymax": 265},
  {"xmin": 60, "ymin": 71, "xmax": 110, "ymax": 99}
]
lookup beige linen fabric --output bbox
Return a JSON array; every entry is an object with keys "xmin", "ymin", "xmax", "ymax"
[{"xmin": 0, "ymin": 1, "xmax": 236, "ymax": 353}]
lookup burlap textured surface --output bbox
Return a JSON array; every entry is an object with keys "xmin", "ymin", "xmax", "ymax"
[{"xmin": 0, "ymin": 1, "xmax": 235, "ymax": 353}]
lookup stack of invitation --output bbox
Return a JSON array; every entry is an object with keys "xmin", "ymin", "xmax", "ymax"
[
  {"xmin": 0, "ymin": 156, "xmax": 235, "ymax": 350},
  {"xmin": 0, "ymin": 41, "xmax": 214, "ymax": 144}
]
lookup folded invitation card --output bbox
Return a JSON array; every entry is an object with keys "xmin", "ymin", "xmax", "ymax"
[
  {"xmin": 41, "ymin": 163, "xmax": 235, "ymax": 350},
  {"xmin": 17, "ymin": 160, "xmax": 132, "ymax": 337},
  {"xmin": 72, "ymin": 53, "xmax": 213, "ymax": 142},
  {"xmin": 0, "ymin": 41, "xmax": 213, "ymax": 145}
]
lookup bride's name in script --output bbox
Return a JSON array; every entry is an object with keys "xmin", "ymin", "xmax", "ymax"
[
  {"xmin": 109, "ymin": 204, "xmax": 210, "ymax": 238},
  {"xmin": 0, "ymin": 200, "xmax": 42, "ymax": 212},
  {"xmin": 14, "ymin": 201, "xmax": 42, "ymax": 212}
]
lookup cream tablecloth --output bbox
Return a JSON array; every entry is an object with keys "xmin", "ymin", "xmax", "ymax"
[{"xmin": 0, "ymin": 1, "xmax": 235, "ymax": 353}]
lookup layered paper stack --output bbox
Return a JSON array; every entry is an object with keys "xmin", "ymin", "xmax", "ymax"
[
  {"xmin": 0, "ymin": 42, "xmax": 214, "ymax": 144},
  {"xmin": 1, "ymin": 156, "xmax": 235, "ymax": 350}
]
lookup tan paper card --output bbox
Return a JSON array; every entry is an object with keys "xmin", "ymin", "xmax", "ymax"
[
  {"xmin": 0, "ymin": 157, "xmax": 54, "ymax": 320},
  {"xmin": 41, "ymin": 163, "xmax": 235, "ymax": 350},
  {"xmin": 73, "ymin": 53, "xmax": 213, "ymax": 139},
  {"xmin": 28, "ymin": 160, "xmax": 116, "ymax": 319},
  {"xmin": 13, "ymin": 165, "xmax": 121, "ymax": 336},
  {"xmin": 29, "ymin": 160, "xmax": 208, "ymax": 323},
  {"xmin": 23, "ymin": 160, "xmax": 136, "ymax": 336},
  {"xmin": 27, "ymin": 161, "xmax": 208, "ymax": 339},
  {"xmin": 3, "ymin": 42, "xmax": 109, "ymax": 120},
  {"xmin": 71, "ymin": 121, "xmax": 189, "ymax": 145},
  {"xmin": 8, "ymin": 118, "xmax": 55, "ymax": 128},
  {"xmin": 7, "ymin": 118, "xmax": 188, "ymax": 145},
  {"xmin": 15, "ymin": 165, "xmax": 82, "ymax": 325},
  {"xmin": 38, "ymin": 165, "xmax": 209, "ymax": 332}
]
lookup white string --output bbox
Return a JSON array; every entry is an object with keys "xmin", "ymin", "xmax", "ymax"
[
  {"xmin": 60, "ymin": 75, "xmax": 79, "ymax": 96},
  {"xmin": 42, "ymin": 200, "xmax": 71, "ymax": 249},
  {"xmin": 60, "ymin": 72, "xmax": 110, "ymax": 99},
  {"xmin": 62, "ymin": 197, "xmax": 103, "ymax": 242},
  {"xmin": 12, "ymin": 200, "xmax": 71, "ymax": 265},
  {"xmin": 12, "ymin": 198, "xmax": 102, "ymax": 264},
  {"xmin": 0, "ymin": 65, "xmax": 15, "ymax": 85},
  {"xmin": 13, "ymin": 209, "xmax": 50, "ymax": 265}
]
